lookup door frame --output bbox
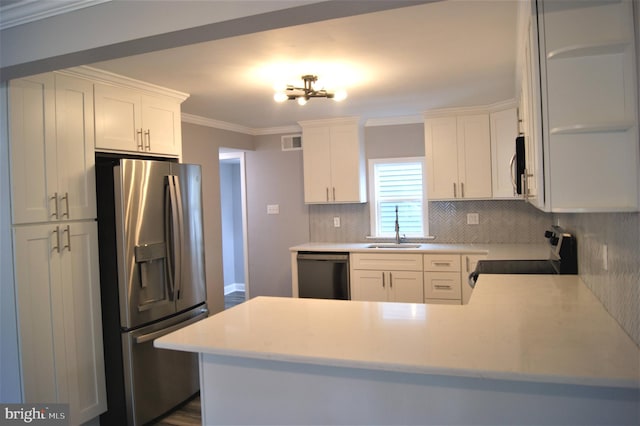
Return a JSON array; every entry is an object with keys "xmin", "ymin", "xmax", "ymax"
[{"xmin": 219, "ymin": 151, "xmax": 250, "ymax": 300}]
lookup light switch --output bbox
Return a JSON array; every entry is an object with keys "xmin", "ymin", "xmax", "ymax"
[
  {"xmin": 467, "ymin": 213, "xmax": 479, "ymax": 225},
  {"xmin": 333, "ymin": 216, "xmax": 341, "ymax": 227},
  {"xmin": 267, "ymin": 204, "xmax": 279, "ymax": 215}
]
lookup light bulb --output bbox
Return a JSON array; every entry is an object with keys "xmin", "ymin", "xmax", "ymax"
[
  {"xmin": 297, "ymin": 97, "xmax": 308, "ymax": 106},
  {"xmin": 274, "ymin": 92, "xmax": 288, "ymax": 103},
  {"xmin": 333, "ymin": 89, "xmax": 347, "ymax": 102}
]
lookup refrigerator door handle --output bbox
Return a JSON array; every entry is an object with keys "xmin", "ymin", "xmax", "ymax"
[
  {"xmin": 166, "ymin": 175, "xmax": 183, "ymax": 301},
  {"xmin": 172, "ymin": 175, "xmax": 185, "ymax": 300},
  {"xmin": 164, "ymin": 177, "xmax": 176, "ymax": 300},
  {"xmin": 134, "ymin": 308, "xmax": 209, "ymax": 344}
]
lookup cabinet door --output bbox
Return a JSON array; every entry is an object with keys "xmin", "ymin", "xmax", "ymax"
[
  {"xmin": 350, "ymin": 270, "xmax": 387, "ymax": 302},
  {"xmin": 424, "ymin": 271, "xmax": 461, "ymax": 303},
  {"xmin": 425, "ymin": 117, "xmax": 458, "ymax": 199},
  {"xmin": 141, "ymin": 94, "xmax": 182, "ymax": 156},
  {"xmin": 9, "ymin": 74, "xmax": 57, "ymax": 224},
  {"xmin": 94, "ymin": 83, "xmax": 142, "ymax": 152},
  {"xmin": 457, "ymin": 114, "xmax": 492, "ymax": 198},
  {"xmin": 388, "ymin": 271, "xmax": 423, "ymax": 303},
  {"xmin": 522, "ymin": 13, "xmax": 544, "ymax": 209},
  {"xmin": 490, "ymin": 108, "xmax": 519, "ymax": 198},
  {"xmin": 58, "ymin": 222, "xmax": 107, "ymax": 424},
  {"xmin": 13, "ymin": 225, "xmax": 65, "ymax": 404},
  {"xmin": 302, "ymin": 126, "xmax": 332, "ymax": 203},
  {"xmin": 329, "ymin": 124, "xmax": 365, "ymax": 202},
  {"xmin": 55, "ymin": 74, "xmax": 97, "ymax": 220},
  {"xmin": 14, "ymin": 223, "xmax": 107, "ymax": 423}
]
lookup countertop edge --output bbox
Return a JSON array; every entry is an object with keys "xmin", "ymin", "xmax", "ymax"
[{"xmin": 154, "ymin": 338, "xmax": 640, "ymax": 389}]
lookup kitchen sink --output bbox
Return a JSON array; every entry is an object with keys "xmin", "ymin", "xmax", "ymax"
[{"xmin": 366, "ymin": 243, "xmax": 422, "ymax": 249}]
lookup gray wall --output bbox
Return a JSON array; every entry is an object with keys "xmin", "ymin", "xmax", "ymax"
[
  {"xmin": 181, "ymin": 122, "xmax": 254, "ymax": 315},
  {"xmin": 245, "ymin": 135, "xmax": 310, "ymax": 297}
]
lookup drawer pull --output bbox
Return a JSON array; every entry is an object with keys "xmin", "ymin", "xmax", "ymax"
[
  {"xmin": 382, "ymin": 272, "xmax": 385, "ymax": 288},
  {"xmin": 434, "ymin": 285, "xmax": 452, "ymax": 290},
  {"xmin": 433, "ymin": 262, "xmax": 451, "ymax": 266}
]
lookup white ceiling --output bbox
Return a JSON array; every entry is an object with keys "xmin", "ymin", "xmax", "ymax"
[{"xmin": 90, "ymin": 1, "xmax": 519, "ymax": 132}]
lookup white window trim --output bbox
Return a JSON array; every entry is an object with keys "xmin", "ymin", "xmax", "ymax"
[{"xmin": 368, "ymin": 156, "xmax": 428, "ymax": 238}]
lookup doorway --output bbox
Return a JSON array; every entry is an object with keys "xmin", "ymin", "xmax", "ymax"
[{"xmin": 219, "ymin": 151, "xmax": 249, "ymax": 309}]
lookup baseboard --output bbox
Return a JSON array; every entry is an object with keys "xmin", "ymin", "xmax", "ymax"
[{"xmin": 224, "ymin": 283, "xmax": 245, "ymax": 295}]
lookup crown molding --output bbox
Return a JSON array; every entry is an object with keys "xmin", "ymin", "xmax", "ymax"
[
  {"xmin": 364, "ymin": 115, "xmax": 423, "ymax": 127},
  {"xmin": 181, "ymin": 113, "xmax": 301, "ymax": 136},
  {"xmin": 0, "ymin": 0, "xmax": 111, "ymax": 30},
  {"xmin": 60, "ymin": 66, "xmax": 190, "ymax": 101},
  {"xmin": 423, "ymin": 99, "xmax": 518, "ymax": 118}
]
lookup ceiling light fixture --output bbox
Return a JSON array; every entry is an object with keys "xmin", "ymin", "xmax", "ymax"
[{"xmin": 274, "ymin": 75, "xmax": 347, "ymax": 104}]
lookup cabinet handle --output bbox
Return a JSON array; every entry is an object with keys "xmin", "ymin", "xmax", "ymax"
[
  {"xmin": 389, "ymin": 272, "xmax": 393, "ymax": 288},
  {"xmin": 461, "ymin": 182, "xmax": 465, "ymax": 198},
  {"xmin": 52, "ymin": 226, "xmax": 61, "ymax": 253},
  {"xmin": 382, "ymin": 272, "xmax": 385, "ymax": 288},
  {"xmin": 434, "ymin": 284, "xmax": 452, "ymax": 290},
  {"xmin": 137, "ymin": 129, "xmax": 144, "ymax": 150},
  {"xmin": 509, "ymin": 153, "xmax": 518, "ymax": 195},
  {"xmin": 433, "ymin": 262, "xmax": 451, "ymax": 266},
  {"xmin": 62, "ymin": 225, "xmax": 71, "ymax": 252},
  {"xmin": 144, "ymin": 129, "xmax": 151, "ymax": 151},
  {"xmin": 453, "ymin": 183, "xmax": 457, "ymax": 198},
  {"xmin": 326, "ymin": 187, "xmax": 329, "ymax": 202},
  {"xmin": 332, "ymin": 187, "xmax": 336, "ymax": 201},
  {"xmin": 50, "ymin": 193, "xmax": 59, "ymax": 219},
  {"xmin": 466, "ymin": 256, "xmax": 470, "ymax": 272},
  {"xmin": 60, "ymin": 192, "xmax": 69, "ymax": 218}
]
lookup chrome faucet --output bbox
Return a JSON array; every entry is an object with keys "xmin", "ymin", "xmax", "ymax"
[{"xmin": 395, "ymin": 205, "xmax": 401, "ymax": 244}]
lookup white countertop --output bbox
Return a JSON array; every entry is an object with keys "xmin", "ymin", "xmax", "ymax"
[
  {"xmin": 155, "ymin": 275, "xmax": 640, "ymax": 388},
  {"xmin": 290, "ymin": 242, "xmax": 551, "ymax": 260}
]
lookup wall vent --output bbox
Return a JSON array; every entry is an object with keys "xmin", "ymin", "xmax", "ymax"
[{"xmin": 281, "ymin": 134, "xmax": 302, "ymax": 151}]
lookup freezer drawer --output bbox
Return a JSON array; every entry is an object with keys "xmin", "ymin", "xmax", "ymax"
[{"xmin": 121, "ymin": 306, "xmax": 207, "ymax": 425}]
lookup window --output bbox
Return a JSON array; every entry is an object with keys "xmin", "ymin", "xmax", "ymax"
[{"xmin": 368, "ymin": 157, "xmax": 428, "ymax": 238}]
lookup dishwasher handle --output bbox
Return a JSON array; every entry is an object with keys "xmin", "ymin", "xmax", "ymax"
[{"xmin": 297, "ymin": 252, "xmax": 349, "ymax": 262}]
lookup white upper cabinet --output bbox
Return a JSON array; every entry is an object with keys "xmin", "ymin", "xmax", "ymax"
[
  {"xmin": 425, "ymin": 113, "xmax": 492, "ymax": 200},
  {"xmin": 94, "ymin": 83, "xmax": 184, "ymax": 157},
  {"xmin": 534, "ymin": 0, "xmax": 639, "ymax": 211},
  {"xmin": 9, "ymin": 72, "xmax": 96, "ymax": 224},
  {"xmin": 300, "ymin": 117, "xmax": 366, "ymax": 204}
]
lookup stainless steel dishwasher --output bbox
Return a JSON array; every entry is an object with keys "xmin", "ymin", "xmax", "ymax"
[{"xmin": 297, "ymin": 252, "xmax": 350, "ymax": 300}]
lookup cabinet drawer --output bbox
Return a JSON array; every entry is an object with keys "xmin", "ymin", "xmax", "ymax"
[
  {"xmin": 423, "ymin": 254, "xmax": 461, "ymax": 272},
  {"xmin": 424, "ymin": 272, "xmax": 461, "ymax": 300},
  {"xmin": 351, "ymin": 253, "xmax": 423, "ymax": 271},
  {"xmin": 425, "ymin": 298, "xmax": 462, "ymax": 305}
]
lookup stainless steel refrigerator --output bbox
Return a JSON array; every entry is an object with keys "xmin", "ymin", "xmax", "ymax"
[{"xmin": 96, "ymin": 156, "xmax": 208, "ymax": 426}]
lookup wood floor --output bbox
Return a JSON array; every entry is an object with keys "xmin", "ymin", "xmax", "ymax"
[
  {"xmin": 224, "ymin": 290, "xmax": 246, "ymax": 309},
  {"xmin": 153, "ymin": 395, "xmax": 201, "ymax": 426}
]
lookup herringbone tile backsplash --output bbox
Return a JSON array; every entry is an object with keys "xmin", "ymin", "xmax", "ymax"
[{"xmin": 309, "ymin": 200, "xmax": 552, "ymax": 243}]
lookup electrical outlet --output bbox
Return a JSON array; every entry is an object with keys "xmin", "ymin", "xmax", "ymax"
[
  {"xmin": 602, "ymin": 244, "xmax": 608, "ymax": 271},
  {"xmin": 266, "ymin": 204, "xmax": 279, "ymax": 215},
  {"xmin": 467, "ymin": 213, "xmax": 479, "ymax": 225},
  {"xmin": 333, "ymin": 216, "xmax": 341, "ymax": 228}
]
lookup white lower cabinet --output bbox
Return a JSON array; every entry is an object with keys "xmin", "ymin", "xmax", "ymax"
[
  {"xmin": 13, "ymin": 221, "xmax": 107, "ymax": 424},
  {"xmin": 350, "ymin": 253, "xmax": 423, "ymax": 303},
  {"xmin": 423, "ymin": 254, "xmax": 462, "ymax": 304}
]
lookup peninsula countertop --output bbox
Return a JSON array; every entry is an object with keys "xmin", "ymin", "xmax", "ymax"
[
  {"xmin": 155, "ymin": 275, "xmax": 639, "ymax": 389},
  {"xmin": 289, "ymin": 242, "xmax": 551, "ymax": 260}
]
